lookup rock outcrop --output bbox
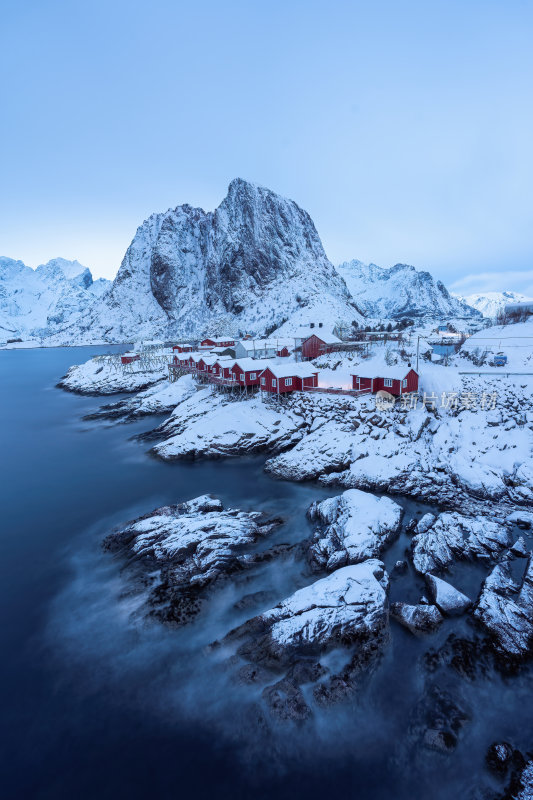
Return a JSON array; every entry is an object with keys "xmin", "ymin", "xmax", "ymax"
[
  {"xmin": 103, "ymin": 495, "xmax": 283, "ymax": 625},
  {"xmin": 474, "ymin": 555, "xmax": 533, "ymax": 659},
  {"xmin": 307, "ymin": 489, "xmax": 403, "ymax": 571},
  {"xmin": 410, "ymin": 512, "xmax": 512, "ymax": 574}
]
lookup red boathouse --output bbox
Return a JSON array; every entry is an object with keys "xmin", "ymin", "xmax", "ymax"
[
  {"xmin": 260, "ymin": 363, "xmax": 319, "ymax": 394},
  {"xmin": 200, "ymin": 336, "xmax": 235, "ymax": 348},
  {"xmin": 121, "ymin": 353, "xmax": 140, "ymax": 365},
  {"xmin": 301, "ymin": 333, "xmax": 342, "ymax": 360},
  {"xmin": 231, "ymin": 358, "xmax": 275, "ymax": 387},
  {"xmin": 351, "ymin": 366, "xmax": 418, "ymax": 396}
]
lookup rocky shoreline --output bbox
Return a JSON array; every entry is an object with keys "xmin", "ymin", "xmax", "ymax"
[{"xmin": 61, "ymin": 357, "xmax": 533, "ymax": 793}]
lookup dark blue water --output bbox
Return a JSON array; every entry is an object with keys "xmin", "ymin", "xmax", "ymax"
[{"xmin": 0, "ymin": 348, "xmax": 531, "ymax": 799}]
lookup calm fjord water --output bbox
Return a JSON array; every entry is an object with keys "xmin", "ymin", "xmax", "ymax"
[{"xmin": 0, "ymin": 348, "xmax": 530, "ymax": 800}]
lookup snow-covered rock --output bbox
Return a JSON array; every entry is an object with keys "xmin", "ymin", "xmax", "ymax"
[
  {"xmin": 336, "ymin": 259, "xmax": 480, "ymax": 320},
  {"xmin": 474, "ymin": 556, "xmax": 533, "ymax": 658},
  {"xmin": 49, "ymin": 179, "xmax": 360, "ymax": 344},
  {"xmin": 307, "ymin": 489, "xmax": 403, "ymax": 571},
  {"xmin": 86, "ymin": 375, "xmax": 196, "ymax": 419},
  {"xmin": 230, "ymin": 560, "xmax": 389, "ymax": 668},
  {"xmin": 0, "ymin": 256, "xmax": 109, "ymax": 340},
  {"xmin": 59, "ymin": 356, "xmax": 166, "ymax": 395},
  {"xmin": 514, "ymin": 761, "xmax": 533, "ymax": 800},
  {"xmin": 390, "ymin": 602, "xmax": 443, "ymax": 634},
  {"xmin": 152, "ymin": 392, "xmax": 306, "ymax": 460},
  {"xmin": 425, "ymin": 574, "xmax": 472, "ymax": 615},
  {"xmin": 410, "ymin": 512, "xmax": 512, "ymax": 574},
  {"xmin": 103, "ymin": 495, "xmax": 282, "ymax": 625}
]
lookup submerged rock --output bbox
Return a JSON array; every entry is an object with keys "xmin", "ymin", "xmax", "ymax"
[
  {"xmin": 390, "ymin": 602, "xmax": 443, "ymax": 634},
  {"xmin": 307, "ymin": 489, "xmax": 403, "ymax": 571},
  {"xmin": 425, "ymin": 574, "xmax": 472, "ymax": 616},
  {"xmin": 474, "ymin": 556, "xmax": 533, "ymax": 659},
  {"xmin": 103, "ymin": 495, "xmax": 282, "ymax": 625},
  {"xmin": 410, "ymin": 511, "xmax": 512, "ymax": 574},
  {"xmin": 226, "ymin": 560, "xmax": 390, "ymax": 671}
]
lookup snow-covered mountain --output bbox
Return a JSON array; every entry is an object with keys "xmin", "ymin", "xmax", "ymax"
[
  {"xmin": 50, "ymin": 179, "xmax": 362, "ymax": 344},
  {"xmin": 336, "ymin": 260, "xmax": 480, "ymax": 320},
  {"xmin": 0, "ymin": 257, "xmax": 110, "ymax": 340},
  {"xmin": 454, "ymin": 291, "xmax": 530, "ymax": 319}
]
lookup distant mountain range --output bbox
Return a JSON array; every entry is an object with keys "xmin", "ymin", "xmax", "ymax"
[
  {"xmin": 453, "ymin": 291, "xmax": 531, "ymax": 319},
  {"xmin": 336, "ymin": 259, "xmax": 479, "ymax": 320},
  {"xmin": 0, "ymin": 257, "xmax": 110, "ymax": 340},
  {"xmin": 0, "ymin": 180, "xmax": 507, "ymax": 345}
]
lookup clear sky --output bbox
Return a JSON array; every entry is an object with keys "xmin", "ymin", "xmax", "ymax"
[{"xmin": 1, "ymin": 0, "xmax": 532, "ymax": 296}]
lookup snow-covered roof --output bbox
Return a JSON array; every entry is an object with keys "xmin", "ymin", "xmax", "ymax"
[
  {"xmin": 262, "ymin": 362, "xmax": 319, "ymax": 378},
  {"xmin": 202, "ymin": 335, "xmax": 234, "ymax": 343},
  {"xmin": 352, "ymin": 355, "xmax": 417, "ymax": 380},
  {"xmin": 237, "ymin": 339, "xmax": 282, "ymax": 351},
  {"xmin": 233, "ymin": 357, "xmax": 276, "ymax": 372},
  {"xmin": 303, "ymin": 331, "xmax": 342, "ymax": 345},
  {"xmin": 209, "ymin": 346, "xmax": 234, "ymax": 353},
  {"xmin": 198, "ymin": 354, "xmax": 231, "ymax": 365}
]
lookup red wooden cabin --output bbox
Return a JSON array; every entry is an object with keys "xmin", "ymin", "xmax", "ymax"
[
  {"xmin": 277, "ymin": 346, "xmax": 290, "ymax": 357},
  {"xmin": 231, "ymin": 358, "xmax": 274, "ymax": 387},
  {"xmin": 260, "ymin": 364, "xmax": 319, "ymax": 394},
  {"xmin": 301, "ymin": 333, "xmax": 342, "ymax": 360},
  {"xmin": 121, "ymin": 353, "xmax": 140, "ymax": 365},
  {"xmin": 351, "ymin": 367, "xmax": 418, "ymax": 396},
  {"xmin": 200, "ymin": 337, "xmax": 235, "ymax": 348},
  {"xmin": 172, "ymin": 344, "xmax": 193, "ymax": 353}
]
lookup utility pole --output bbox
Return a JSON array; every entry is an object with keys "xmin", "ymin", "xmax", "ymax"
[{"xmin": 416, "ymin": 335, "xmax": 420, "ymax": 372}]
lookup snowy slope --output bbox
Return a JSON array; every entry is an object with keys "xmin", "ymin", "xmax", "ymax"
[
  {"xmin": 455, "ymin": 291, "xmax": 530, "ymax": 319},
  {"xmin": 49, "ymin": 179, "xmax": 362, "ymax": 344},
  {"xmin": 336, "ymin": 259, "xmax": 480, "ymax": 320},
  {"xmin": 457, "ymin": 317, "xmax": 533, "ymax": 370},
  {"xmin": 0, "ymin": 257, "xmax": 110, "ymax": 340}
]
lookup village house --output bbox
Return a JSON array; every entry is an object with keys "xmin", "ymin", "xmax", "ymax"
[
  {"xmin": 351, "ymin": 364, "xmax": 419, "ymax": 396},
  {"xmin": 121, "ymin": 352, "xmax": 140, "ymax": 365},
  {"xmin": 231, "ymin": 357, "xmax": 276, "ymax": 387},
  {"xmin": 200, "ymin": 336, "xmax": 235, "ymax": 348},
  {"xmin": 172, "ymin": 343, "xmax": 193, "ymax": 353},
  {"xmin": 173, "ymin": 350, "xmax": 203, "ymax": 367},
  {"xmin": 301, "ymin": 332, "xmax": 343, "ymax": 360},
  {"xmin": 233, "ymin": 338, "xmax": 293, "ymax": 359},
  {"xmin": 260, "ymin": 363, "xmax": 319, "ymax": 394}
]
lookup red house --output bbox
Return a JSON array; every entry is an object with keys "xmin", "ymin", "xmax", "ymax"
[
  {"xmin": 231, "ymin": 358, "xmax": 275, "ymax": 387},
  {"xmin": 200, "ymin": 336, "xmax": 235, "ymax": 348},
  {"xmin": 260, "ymin": 363, "xmax": 319, "ymax": 394},
  {"xmin": 121, "ymin": 353, "xmax": 140, "ymax": 365},
  {"xmin": 301, "ymin": 333, "xmax": 342, "ymax": 360},
  {"xmin": 277, "ymin": 346, "xmax": 290, "ymax": 358},
  {"xmin": 351, "ymin": 366, "xmax": 418, "ymax": 396},
  {"xmin": 172, "ymin": 343, "xmax": 193, "ymax": 353}
]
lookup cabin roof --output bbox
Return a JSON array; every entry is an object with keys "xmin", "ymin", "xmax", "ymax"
[
  {"xmin": 233, "ymin": 357, "xmax": 276, "ymax": 372},
  {"xmin": 263, "ymin": 363, "xmax": 319, "ymax": 379}
]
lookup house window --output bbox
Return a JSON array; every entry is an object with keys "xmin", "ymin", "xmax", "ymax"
[
  {"xmin": 240, "ymin": 374, "xmax": 245, "ymax": 381},
  {"xmin": 284, "ymin": 378, "xmax": 293, "ymax": 387},
  {"xmin": 260, "ymin": 377, "xmax": 265, "ymax": 386},
  {"xmin": 249, "ymin": 373, "xmax": 256, "ymax": 380},
  {"xmin": 356, "ymin": 377, "xmax": 360, "ymax": 385},
  {"xmin": 272, "ymin": 379, "xmax": 277, "ymax": 387},
  {"xmin": 384, "ymin": 378, "xmax": 393, "ymax": 387},
  {"xmin": 402, "ymin": 378, "xmax": 407, "ymax": 388}
]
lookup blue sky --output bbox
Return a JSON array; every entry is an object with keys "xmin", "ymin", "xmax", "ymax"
[{"xmin": 1, "ymin": 0, "xmax": 532, "ymax": 295}]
